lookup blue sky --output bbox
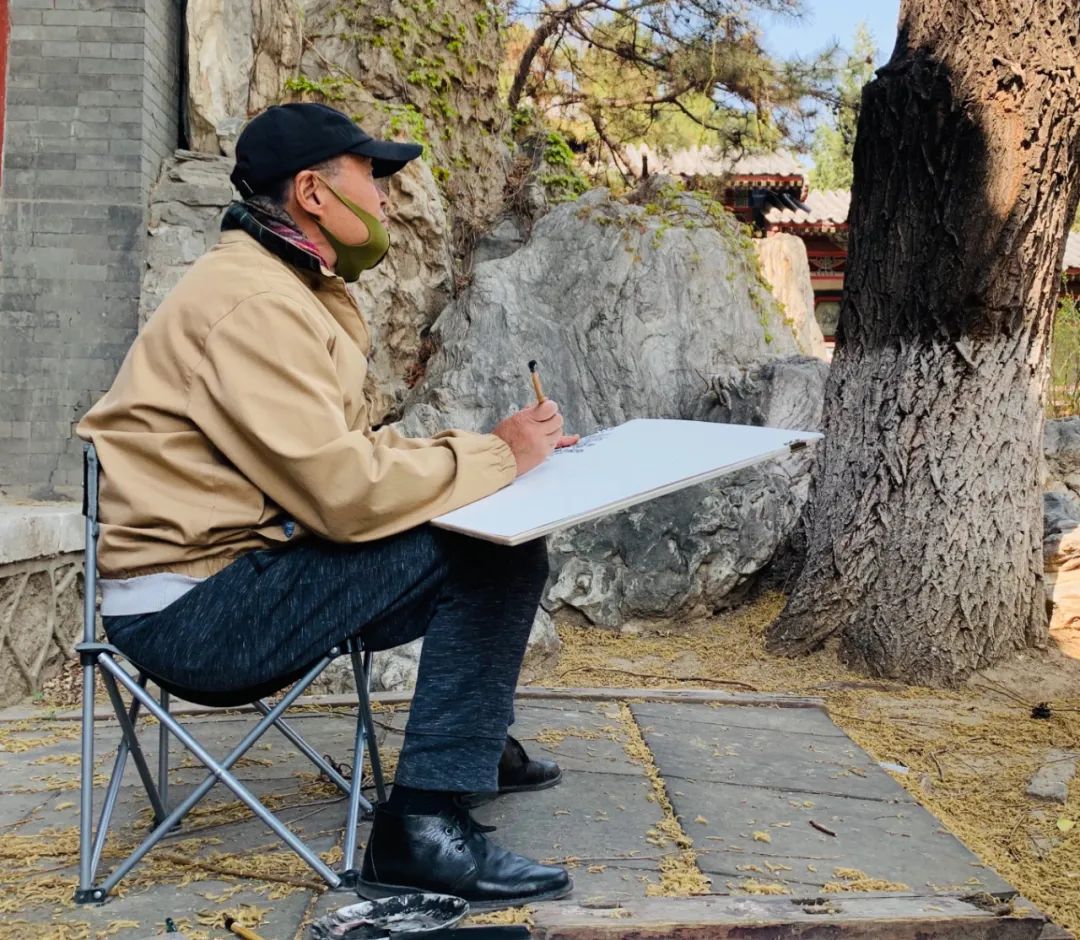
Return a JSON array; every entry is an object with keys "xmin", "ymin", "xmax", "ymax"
[{"xmin": 761, "ymin": 0, "xmax": 902, "ymax": 66}]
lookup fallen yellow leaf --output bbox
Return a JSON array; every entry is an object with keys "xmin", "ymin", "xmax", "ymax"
[{"xmin": 1058, "ymin": 818, "xmax": 1075, "ymax": 834}]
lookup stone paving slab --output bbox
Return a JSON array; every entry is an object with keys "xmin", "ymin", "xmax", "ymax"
[
  {"xmin": 506, "ymin": 701, "xmax": 641, "ymax": 780},
  {"xmin": 53, "ymin": 877, "xmax": 315, "ymax": 940},
  {"xmin": 0, "ymin": 694, "xmax": 1051, "ymax": 940},
  {"xmin": 631, "ymin": 701, "xmax": 849, "ymax": 738},
  {"xmin": 673, "ymin": 775, "xmax": 1005, "ymax": 893},
  {"xmin": 473, "ymin": 769, "xmax": 668, "ymax": 900},
  {"xmin": 0, "ymin": 710, "xmax": 389, "ymax": 800},
  {"xmin": 632, "ymin": 702, "xmax": 1015, "ymax": 898},
  {"xmin": 382, "ymin": 701, "xmax": 669, "ymax": 899},
  {"xmin": 632, "ymin": 701, "xmax": 914, "ymax": 802}
]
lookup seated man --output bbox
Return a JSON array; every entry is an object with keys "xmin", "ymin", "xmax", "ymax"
[{"xmin": 77, "ymin": 102, "xmax": 577, "ymax": 909}]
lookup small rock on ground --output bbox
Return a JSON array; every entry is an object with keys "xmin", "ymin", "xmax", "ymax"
[{"xmin": 1026, "ymin": 748, "xmax": 1078, "ymax": 803}]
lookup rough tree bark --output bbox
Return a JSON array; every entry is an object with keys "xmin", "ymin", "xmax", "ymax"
[
  {"xmin": 766, "ymin": 0, "xmax": 1080, "ymax": 684},
  {"xmin": 507, "ymin": 11, "xmax": 568, "ymax": 112}
]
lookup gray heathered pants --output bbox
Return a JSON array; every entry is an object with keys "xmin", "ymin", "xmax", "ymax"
[{"xmin": 103, "ymin": 526, "xmax": 548, "ymax": 792}]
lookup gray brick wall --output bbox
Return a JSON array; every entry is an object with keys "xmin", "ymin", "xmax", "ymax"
[
  {"xmin": 0, "ymin": 0, "xmax": 181, "ymax": 499},
  {"xmin": 142, "ymin": 0, "xmax": 180, "ymax": 187}
]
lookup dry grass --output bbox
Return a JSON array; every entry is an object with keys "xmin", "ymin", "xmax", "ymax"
[
  {"xmin": 613, "ymin": 702, "xmax": 711, "ymax": 897},
  {"xmin": 0, "ymin": 766, "xmax": 347, "ymax": 940},
  {"xmin": 529, "ymin": 592, "xmax": 1080, "ymax": 931}
]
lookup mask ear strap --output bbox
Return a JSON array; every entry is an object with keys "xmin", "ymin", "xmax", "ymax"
[{"xmin": 313, "ymin": 173, "xmax": 346, "ymax": 207}]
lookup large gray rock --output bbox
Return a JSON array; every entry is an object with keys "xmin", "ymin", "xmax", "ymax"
[
  {"xmin": 141, "ymin": 151, "xmax": 453, "ymax": 421},
  {"xmin": 754, "ymin": 234, "xmax": 829, "ymax": 361},
  {"xmin": 186, "ymin": 0, "xmax": 301, "ymax": 155},
  {"xmin": 692, "ymin": 356, "xmax": 831, "ymax": 431},
  {"xmin": 472, "ymin": 215, "xmax": 528, "ymax": 266},
  {"xmin": 141, "ymin": 152, "xmax": 235, "ymax": 323},
  {"xmin": 401, "ymin": 188, "xmax": 802, "ymax": 438},
  {"xmin": 351, "ymin": 156, "xmax": 454, "ymax": 420},
  {"xmin": 185, "ymin": 0, "xmax": 512, "ymax": 236},
  {"xmin": 399, "ymin": 188, "xmax": 820, "ymax": 628},
  {"xmin": 300, "ymin": 0, "xmax": 512, "ymax": 234},
  {"xmin": 543, "ymin": 460, "xmax": 811, "ymax": 627},
  {"xmin": 1045, "ymin": 416, "xmax": 1080, "ymax": 480}
]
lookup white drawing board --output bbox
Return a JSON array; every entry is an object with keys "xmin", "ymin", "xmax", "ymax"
[{"xmin": 432, "ymin": 418, "xmax": 822, "ymax": 545}]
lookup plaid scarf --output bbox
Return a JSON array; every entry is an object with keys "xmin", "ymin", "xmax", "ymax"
[{"xmin": 220, "ymin": 197, "xmax": 329, "ymax": 273}]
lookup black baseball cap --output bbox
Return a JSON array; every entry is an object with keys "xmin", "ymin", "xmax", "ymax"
[{"xmin": 230, "ymin": 102, "xmax": 424, "ymax": 196}]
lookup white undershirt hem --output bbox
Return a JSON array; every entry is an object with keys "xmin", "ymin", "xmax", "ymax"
[{"xmin": 100, "ymin": 573, "xmax": 206, "ymax": 617}]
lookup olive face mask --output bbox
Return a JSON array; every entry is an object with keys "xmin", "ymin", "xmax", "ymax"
[{"xmin": 314, "ymin": 175, "xmax": 390, "ymax": 280}]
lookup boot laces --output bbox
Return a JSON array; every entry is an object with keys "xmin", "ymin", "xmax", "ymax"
[{"xmin": 449, "ymin": 798, "xmax": 496, "ymax": 851}]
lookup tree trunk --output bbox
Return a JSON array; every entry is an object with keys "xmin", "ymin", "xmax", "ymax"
[
  {"xmin": 766, "ymin": 0, "xmax": 1080, "ymax": 684},
  {"xmin": 507, "ymin": 12, "xmax": 568, "ymax": 112}
]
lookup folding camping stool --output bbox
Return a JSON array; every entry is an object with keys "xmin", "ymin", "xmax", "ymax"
[{"xmin": 74, "ymin": 443, "xmax": 386, "ymax": 903}]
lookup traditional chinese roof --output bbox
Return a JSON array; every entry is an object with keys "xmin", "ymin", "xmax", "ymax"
[
  {"xmin": 765, "ymin": 189, "xmax": 850, "ymax": 229},
  {"xmin": 626, "ymin": 145, "xmax": 805, "ymax": 183},
  {"xmin": 767, "ymin": 196, "xmax": 1080, "ymax": 268},
  {"xmin": 723, "ymin": 149, "xmax": 806, "ymax": 178}
]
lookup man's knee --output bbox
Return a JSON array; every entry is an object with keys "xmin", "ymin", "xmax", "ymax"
[
  {"xmin": 440, "ymin": 531, "xmax": 550, "ymax": 591},
  {"xmin": 483, "ymin": 536, "xmax": 549, "ymax": 591},
  {"xmin": 514, "ymin": 536, "xmax": 550, "ymax": 588}
]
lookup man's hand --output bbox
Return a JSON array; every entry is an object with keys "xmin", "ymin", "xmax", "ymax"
[{"xmin": 492, "ymin": 400, "xmax": 581, "ymax": 477}]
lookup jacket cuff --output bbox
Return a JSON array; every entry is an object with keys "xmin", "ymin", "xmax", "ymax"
[{"xmin": 486, "ymin": 433, "xmax": 518, "ymax": 482}]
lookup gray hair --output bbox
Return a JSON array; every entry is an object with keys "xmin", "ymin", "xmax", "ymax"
[{"xmin": 250, "ymin": 155, "xmax": 344, "ymax": 207}]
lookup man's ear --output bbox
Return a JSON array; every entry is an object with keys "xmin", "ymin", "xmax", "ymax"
[{"xmin": 293, "ymin": 170, "xmax": 325, "ymax": 218}]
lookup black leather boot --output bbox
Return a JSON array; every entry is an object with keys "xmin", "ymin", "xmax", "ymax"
[
  {"xmin": 498, "ymin": 734, "xmax": 562, "ymax": 794},
  {"xmin": 358, "ymin": 802, "xmax": 572, "ymax": 911},
  {"xmin": 462, "ymin": 734, "xmax": 563, "ymax": 808}
]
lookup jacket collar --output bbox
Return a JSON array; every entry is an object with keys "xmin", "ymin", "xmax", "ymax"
[
  {"xmin": 219, "ymin": 207, "xmax": 373, "ymax": 354},
  {"xmin": 221, "ymin": 201, "xmax": 329, "ymax": 274}
]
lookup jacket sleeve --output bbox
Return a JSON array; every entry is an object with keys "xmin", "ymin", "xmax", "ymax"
[
  {"xmin": 187, "ymin": 294, "xmax": 517, "ymax": 542},
  {"xmin": 366, "ymin": 422, "xmax": 500, "ymax": 453},
  {"xmin": 366, "ymin": 422, "xmax": 436, "ymax": 450}
]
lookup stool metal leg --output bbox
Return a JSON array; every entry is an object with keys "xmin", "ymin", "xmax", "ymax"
[
  {"xmin": 358, "ymin": 648, "xmax": 385, "ymax": 804},
  {"xmin": 91, "ymin": 675, "xmax": 165, "ymax": 876},
  {"xmin": 99, "ymin": 673, "xmax": 166, "ymax": 823},
  {"xmin": 158, "ymin": 688, "xmax": 170, "ymax": 813},
  {"xmin": 76, "ymin": 654, "xmax": 98, "ymax": 901},
  {"xmin": 340, "ymin": 695, "xmax": 370, "ymax": 875},
  {"xmin": 341, "ymin": 643, "xmax": 385, "ymax": 878},
  {"xmin": 254, "ymin": 700, "xmax": 353, "ymax": 796},
  {"xmin": 96, "ymin": 652, "xmax": 343, "ymax": 894},
  {"xmin": 76, "ymin": 450, "xmax": 105, "ymax": 904}
]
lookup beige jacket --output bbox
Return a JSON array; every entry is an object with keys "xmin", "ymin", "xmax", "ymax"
[{"xmin": 77, "ymin": 228, "xmax": 516, "ymax": 579}]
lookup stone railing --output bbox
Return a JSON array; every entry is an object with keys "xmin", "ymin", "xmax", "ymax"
[{"xmin": 0, "ymin": 503, "xmax": 84, "ymax": 706}]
